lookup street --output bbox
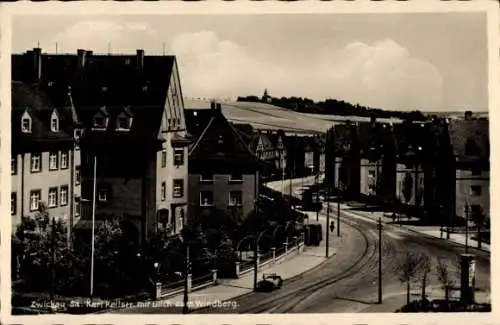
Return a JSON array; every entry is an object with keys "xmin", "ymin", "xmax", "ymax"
[{"xmin": 197, "ymin": 177, "xmax": 490, "ymax": 313}]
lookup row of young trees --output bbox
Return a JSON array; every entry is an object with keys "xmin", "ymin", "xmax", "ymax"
[
  {"xmin": 12, "ymin": 194, "xmax": 299, "ymax": 299},
  {"xmin": 398, "ymin": 252, "xmax": 459, "ymax": 305}
]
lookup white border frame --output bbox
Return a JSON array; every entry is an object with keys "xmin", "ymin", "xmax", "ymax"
[{"xmin": 0, "ymin": 1, "xmax": 498, "ymax": 324}]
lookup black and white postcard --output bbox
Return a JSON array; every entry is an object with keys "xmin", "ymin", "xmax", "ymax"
[{"xmin": 0, "ymin": 1, "xmax": 498, "ymax": 324}]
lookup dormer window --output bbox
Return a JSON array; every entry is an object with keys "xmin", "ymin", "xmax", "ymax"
[
  {"xmin": 116, "ymin": 116, "xmax": 130, "ymax": 130},
  {"xmin": 21, "ymin": 110, "xmax": 32, "ymax": 133},
  {"xmin": 22, "ymin": 118, "xmax": 31, "ymax": 133},
  {"xmin": 51, "ymin": 110, "xmax": 59, "ymax": 132},
  {"xmin": 94, "ymin": 116, "xmax": 105, "ymax": 128}
]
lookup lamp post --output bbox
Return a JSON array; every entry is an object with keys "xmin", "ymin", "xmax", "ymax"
[
  {"xmin": 253, "ymin": 230, "xmax": 267, "ymax": 291},
  {"xmin": 326, "ymin": 199, "xmax": 331, "ymax": 258},
  {"xmin": 183, "ymin": 243, "xmax": 190, "ymax": 314},
  {"xmin": 315, "ymin": 172, "xmax": 320, "ymax": 222}
]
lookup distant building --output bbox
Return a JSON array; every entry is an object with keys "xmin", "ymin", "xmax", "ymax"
[
  {"xmin": 186, "ymin": 103, "xmax": 261, "ymax": 221},
  {"xmin": 393, "ymin": 121, "xmax": 427, "ymax": 214},
  {"xmin": 448, "ymin": 116, "xmax": 490, "ymax": 223},
  {"xmin": 357, "ymin": 120, "xmax": 396, "ymax": 202}
]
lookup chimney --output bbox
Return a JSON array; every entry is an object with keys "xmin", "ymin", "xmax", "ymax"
[
  {"xmin": 136, "ymin": 49, "xmax": 144, "ymax": 71},
  {"xmin": 210, "ymin": 101, "xmax": 216, "ymax": 110},
  {"xmin": 77, "ymin": 49, "xmax": 86, "ymax": 69},
  {"xmin": 86, "ymin": 50, "xmax": 93, "ymax": 57},
  {"xmin": 33, "ymin": 47, "xmax": 42, "ymax": 81},
  {"xmin": 464, "ymin": 110, "xmax": 473, "ymax": 120}
]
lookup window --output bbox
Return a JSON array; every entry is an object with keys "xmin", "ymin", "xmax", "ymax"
[
  {"xmin": 75, "ymin": 166, "xmax": 81, "ymax": 185},
  {"xmin": 200, "ymin": 173, "xmax": 214, "ymax": 183},
  {"xmin": 11, "ymin": 157, "xmax": 17, "ymax": 175},
  {"xmin": 161, "ymin": 182, "xmax": 166, "ymax": 201},
  {"xmin": 173, "ymin": 179, "xmax": 184, "ymax": 198},
  {"xmin": 98, "ymin": 189, "xmax": 108, "ymax": 202},
  {"xmin": 60, "ymin": 151, "xmax": 69, "ymax": 169},
  {"xmin": 49, "ymin": 152, "xmax": 59, "ymax": 171},
  {"xmin": 368, "ymin": 170, "xmax": 376, "ymax": 178},
  {"xmin": 174, "ymin": 148, "xmax": 184, "ymax": 166},
  {"xmin": 30, "ymin": 190, "xmax": 41, "ymax": 212},
  {"xmin": 470, "ymin": 204, "xmax": 481, "ymax": 214},
  {"xmin": 74, "ymin": 198, "xmax": 80, "ymax": 216},
  {"xmin": 22, "ymin": 118, "xmax": 31, "ymax": 133},
  {"xmin": 229, "ymin": 172, "xmax": 243, "ymax": 182},
  {"xmin": 11, "ymin": 192, "xmax": 17, "ymax": 216},
  {"xmin": 471, "ymin": 185, "xmax": 482, "ymax": 196},
  {"xmin": 116, "ymin": 116, "xmax": 129, "ymax": 130},
  {"xmin": 200, "ymin": 191, "xmax": 214, "ymax": 206},
  {"xmin": 30, "ymin": 153, "xmax": 41, "ymax": 173},
  {"xmin": 161, "ymin": 150, "xmax": 167, "ymax": 168},
  {"xmin": 471, "ymin": 168, "xmax": 481, "ymax": 176},
  {"xmin": 48, "ymin": 187, "xmax": 58, "ymax": 208},
  {"xmin": 51, "ymin": 117, "xmax": 59, "ymax": 132},
  {"xmin": 60, "ymin": 186, "xmax": 68, "ymax": 206},
  {"xmin": 93, "ymin": 116, "xmax": 106, "ymax": 129},
  {"xmin": 228, "ymin": 191, "xmax": 242, "ymax": 206}
]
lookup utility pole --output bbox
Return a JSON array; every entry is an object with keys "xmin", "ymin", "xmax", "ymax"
[
  {"xmin": 253, "ymin": 236, "xmax": 259, "ymax": 291},
  {"xmin": 337, "ymin": 195, "xmax": 341, "ymax": 237},
  {"xmin": 183, "ymin": 244, "xmax": 190, "ymax": 314},
  {"xmin": 377, "ymin": 216, "xmax": 383, "ymax": 304},
  {"xmin": 465, "ymin": 201, "xmax": 469, "ymax": 254},
  {"xmin": 316, "ymin": 173, "xmax": 320, "ymax": 222},
  {"xmin": 50, "ymin": 217, "xmax": 56, "ymax": 302},
  {"xmin": 326, "ymin": 200, "xmax": 330, "ymax": 258}
]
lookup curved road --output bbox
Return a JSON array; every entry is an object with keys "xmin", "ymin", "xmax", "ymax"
[
  {"xmin": 197, "ymin": 178, "xmax": 490, "ymax": 313},
  {"xmin": 113, "ymin": 177, "xmax": 490, "ymax": 314}
]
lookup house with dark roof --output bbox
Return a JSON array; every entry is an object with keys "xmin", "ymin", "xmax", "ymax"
[
  {"xmin": 448, "ymin": 116, "xmax": 490, "ymax": 223},
  {"xmin": 393, "ymin": 121, "xmax": 428, "ymax": 214},
  {"xmin": 186, "ymin": 102, "xmax": 261, "ymax": 221},
  {"xmin": 11, "ymin": 80, "xmax": 80, "ymax": 233},
  {"xmin": 324, "ymin": 122, "xmax": 360, "ymax": 196},
  {"xmin": 12, "ymin": 48, "xmax": 191, "ymax": 244},
  {"xmin": 358, "ymin": 120, "xmax": 396, "ymax": 201}
]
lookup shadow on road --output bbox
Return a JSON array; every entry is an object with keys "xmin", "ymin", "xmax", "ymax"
[{"xmin": 334, "ymin": 296, "xmax": 378, "ymax": 305}]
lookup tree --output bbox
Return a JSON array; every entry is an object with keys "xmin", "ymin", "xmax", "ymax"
[
  {"xmin": 469, "ymin": 206, "xmax": 487, "ymax": 249},
  {"xmin": 435, "ymin": 257, "xmax": 455, "ymax": 303},
  {"xmin": 420, "ymin": 256, "xmax": 432, "ymax": 300},
  {"xmin": 214, "ymin": 232, "xmax": 238, "ymax": 277},
  {"xmin": 398, "ymin": 252, "xmax": 423, "ymax": 305}
]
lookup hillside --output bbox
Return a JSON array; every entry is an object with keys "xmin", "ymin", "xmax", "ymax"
[{"xmin": 183, "ymin": 99, "xmax": 402, "ymax": 134}]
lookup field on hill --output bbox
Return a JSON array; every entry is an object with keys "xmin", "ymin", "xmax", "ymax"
[{"xmin": 184, "ymin": 99, "xmax": 402, "ymax": 134}]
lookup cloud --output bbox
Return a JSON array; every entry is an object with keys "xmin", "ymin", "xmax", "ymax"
[
  {"xmin": 40, "ymin": 23, "xmax": 444, "ymax": 110},
  {"xmin": 42, "ymin": 21, "xmax": 158, "ymax": 54},
  {"xmin": 173, "ymin": 32, "xmax": 443, "ymax": 111}
]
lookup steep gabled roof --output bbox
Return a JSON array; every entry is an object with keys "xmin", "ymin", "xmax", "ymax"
[
  {"xmin": 12, "ymin": 49, "xmax": 176, "ymax": 142},
  {"xmin": 188, "ymin": 108, "xmax": 258, "ymax": 163},
  {"xmin": 11, "ymin": 81, "xmax": 74, "ymax": 150}
]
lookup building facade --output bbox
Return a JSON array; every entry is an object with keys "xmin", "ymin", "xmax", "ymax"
[
  {"xmin": 448, "ymin": 116, "xmax": 490, "ymax": 224},
  {"xmin": 12, "ymin": 48, "xmax": 190, "ymax": 244},
  {"xmin": 11, "ymin": 79, "xmax": 81, "ymax": 234},
  {"xmin": 186, "ymin": 103, "xmax": 260, "ymax": 222}
]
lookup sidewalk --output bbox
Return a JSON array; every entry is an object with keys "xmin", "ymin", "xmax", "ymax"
[{"xmin": 339, "ymin": 204, "xmax": 490, "ymax": 253}]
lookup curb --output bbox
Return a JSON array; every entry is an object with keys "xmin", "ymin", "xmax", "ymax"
[
  {"xmin": 191, "ymin": 247, "xmax": 337, "ymax": 313},
  {"xmin": 344, "ymin": 208, "xmax": 491, "ymax": 254}
]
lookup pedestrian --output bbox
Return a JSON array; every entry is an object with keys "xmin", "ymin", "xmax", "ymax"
[{"xmin": 330, "ymin": 221, "xmax": 335, "ymax": 233}]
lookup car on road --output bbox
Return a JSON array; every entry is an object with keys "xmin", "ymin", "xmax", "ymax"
[{"xmin": 256, "ymin": 273, "xmax": 283, "ymax": 292}]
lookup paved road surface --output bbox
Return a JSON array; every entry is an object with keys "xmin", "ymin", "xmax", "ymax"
[{"xmin": 113, "ymin": 177, "xmax": 490, "ymax": 314}]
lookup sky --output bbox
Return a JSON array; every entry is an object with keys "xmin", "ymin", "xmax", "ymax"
[{"xmin": 12, "ymin": 13, "xmax": 489, "ymax": 112}]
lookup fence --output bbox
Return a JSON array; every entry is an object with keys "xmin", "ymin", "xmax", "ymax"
[
  {"xmin": 155, "ymin": 270, "xmax": 218, "ymax": 300},
  {"xmin": 235, "ymin": 237, "xmax": 304, "ymax": 278}
]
